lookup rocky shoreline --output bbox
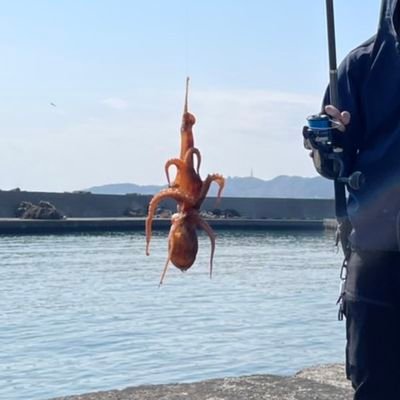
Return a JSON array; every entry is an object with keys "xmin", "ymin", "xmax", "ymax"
[{"xmin": 51, "ymin": 364, "xmax": 352, "ymax": 400}]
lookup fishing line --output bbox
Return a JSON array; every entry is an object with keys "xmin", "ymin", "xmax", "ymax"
[{"xmin": 181, "ymin": 4, "xmax": 190, "ymax": 86}]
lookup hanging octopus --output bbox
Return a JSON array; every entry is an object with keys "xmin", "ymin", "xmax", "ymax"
[{"xmin": 146, "ymin": 78, "xmax": 225, "ymax": 285}]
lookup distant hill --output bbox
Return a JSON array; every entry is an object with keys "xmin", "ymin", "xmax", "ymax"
[
  {"xmin": 87, "ymin": 183, "xmax": 165, "ymax": 195},
  {"xmin": 86, "ymin": 175, "xmax": 334, "ymax": 199}
]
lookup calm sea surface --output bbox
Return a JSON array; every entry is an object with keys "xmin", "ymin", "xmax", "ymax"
[{"xmin": 1, "ymin": 230, "xmax": 345, "ymax": 400}]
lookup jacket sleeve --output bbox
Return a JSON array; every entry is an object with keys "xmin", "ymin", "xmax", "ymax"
[{"xmin": 322, "ymin": 51, "xmax": 365, "ymax": 176}]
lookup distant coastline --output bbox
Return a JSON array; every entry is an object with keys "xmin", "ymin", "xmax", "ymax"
[{"xmin": 86, "ymin": 175, "xmax": 335, "ymax": 199}]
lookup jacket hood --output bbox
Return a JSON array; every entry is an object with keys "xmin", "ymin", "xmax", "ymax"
[{"xmin": 377, "ymin": 0, "xmax": 400, "ymax": 40}]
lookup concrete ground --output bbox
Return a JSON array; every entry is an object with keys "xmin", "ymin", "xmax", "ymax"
[{"xmin": 51, "ymin": 364, "xmax": 353, "ymax": 400}]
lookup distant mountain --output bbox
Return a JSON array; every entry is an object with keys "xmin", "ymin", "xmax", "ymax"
[
  {"xmin": 87, "ymin": 183, "xmax": 166, "ymax": 195},
  {"xmin": 86, "ymin": 175, "xmax": 334, "ymax": 199}
]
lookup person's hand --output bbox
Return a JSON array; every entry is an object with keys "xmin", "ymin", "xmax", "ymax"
[{"xmin": 324, "ymin": 105, "xmax": 351, "ymax": 132}]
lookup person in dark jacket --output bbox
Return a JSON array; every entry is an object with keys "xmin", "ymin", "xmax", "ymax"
[{"xmin": 306, "ymin": 1, "xmax": 400, "ymax": 398}]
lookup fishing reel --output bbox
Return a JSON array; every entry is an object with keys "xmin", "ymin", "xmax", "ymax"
[{"xmin": 303, "ymin": 114, "xmax": 364, "ymax": 190}]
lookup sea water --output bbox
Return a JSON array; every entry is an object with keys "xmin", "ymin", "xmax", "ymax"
[{"xmin": 0, "ymin": 230, "xmax": 345, "ymax": 400}]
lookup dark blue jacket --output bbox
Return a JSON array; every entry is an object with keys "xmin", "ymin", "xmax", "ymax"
[{"xmin": 326, "ymin": 0, "xmax": 400, "ymax": 250}]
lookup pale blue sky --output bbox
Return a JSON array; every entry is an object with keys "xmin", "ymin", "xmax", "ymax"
[{"xmin": 0, "ymin": 1, "xmax": 381, "ymax": 191}]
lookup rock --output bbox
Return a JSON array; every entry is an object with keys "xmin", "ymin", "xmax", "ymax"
[
  {"xmin": 155, "ymin": 207, "xmax": 172, "ymax": 218},
  {"xmin": 50, "ymin": 364, "xmax": 353, "ymax": 400},
  {"xmin": 16, "ymin": 200, "xmax": 65, "ymax": 220},
  {"xmin": 295, "ymin": 363, "xmax": 351, "ymax": 390},
  {"xmin": 224, "ymin": 208, "xmax": 241, "ymax": 218},
  {"xmin": 123, "ymin": 208, "xmax": 147, "ymax": 217}
]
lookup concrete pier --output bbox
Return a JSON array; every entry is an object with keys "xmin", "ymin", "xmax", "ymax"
[
  {"xmin": 0, "ymin": 217, "xmax": 329, "ymax": 234},
  {"xmin": 51, "ymin": 364, "xmax": 352, "ymax": 400},
  {"xmin": 0, "ymin": 190, "xmax": 335, "ymax": 220}
]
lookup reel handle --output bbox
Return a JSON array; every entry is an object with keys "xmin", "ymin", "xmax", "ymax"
[{"xmin": 337, "ymin": 171, "xmax": 365, "ymax": 191}]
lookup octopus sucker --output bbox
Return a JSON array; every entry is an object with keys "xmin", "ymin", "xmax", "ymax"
[{"xmin": 146, "ymin": 77, "xmax": 225, "ymax": 285}]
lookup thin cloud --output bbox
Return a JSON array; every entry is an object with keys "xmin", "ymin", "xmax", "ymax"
[
  {"xmin": 101, "ymin": 97, "xmax": 129, "ymax": 110},
  {"xmin": 0, "ymin": 88, "xmax": 321, "ymax": 191},
  {"xmin": 191, "ymin": 89, "xmax": 321, "ymax": 139}
]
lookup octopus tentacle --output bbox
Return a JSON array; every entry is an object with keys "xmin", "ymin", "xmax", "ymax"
[
  {"xmin": 196, "ymin": 215, "xmax": 216, "ymax": 279},
  {"xmin": 183, "ymin": 147, "xmax": 201, "ymax": 175},
  {"xmin": 164, "ymin": 158, "xmax": 185, "ymax": 186},
  {"xmin": 180, "ymin": 77, "xmax": 196, "ymax": 158},
  {"xmin": 196, "ymin": 173, "xmax": 225, "ymax": 208},
  {"xmin": 145, "ymin": 189, "xmax": 194, "ymax": 256},
  {"xmin": 159, "ymin": 255, "xmax": 171, "ymax": 287},
  {"xmin": 159, "ymin": 215, "xmax": 181, "ymax": 286},
  {"xmin": 184, "ymin": 76, "xmax": 189, "ymax": 114}
]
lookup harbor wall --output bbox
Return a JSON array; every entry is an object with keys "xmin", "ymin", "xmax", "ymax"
[{"xmin": 0, "ymin": 190, "xmax": 335, "ymax": 220}]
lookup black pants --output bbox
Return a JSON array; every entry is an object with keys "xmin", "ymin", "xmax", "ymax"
[{"xmin": 344, "ymin": 250, "xmax": 400, "ymax": 399}]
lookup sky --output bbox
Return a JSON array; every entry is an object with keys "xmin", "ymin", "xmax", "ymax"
[{"xmin": 0, "ymin": 0, "xmax": 382, "ymax": 192}]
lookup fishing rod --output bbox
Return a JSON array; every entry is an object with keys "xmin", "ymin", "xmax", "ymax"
[
  {"xmin": 326, "ymin": 0, "xmax": 339, "ymax": 109},
  {"xmin": 325, "ymin": 0, "xmax": 348, "ymax": 227}
]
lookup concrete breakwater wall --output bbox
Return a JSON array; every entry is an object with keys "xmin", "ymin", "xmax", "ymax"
[
  {"xmin": 0, "ymin": 190, "xmax": 335, "ymax": 220},
  {"xmin": 0, "ymin": 218, "xmax": 329, "ymax": 234}
]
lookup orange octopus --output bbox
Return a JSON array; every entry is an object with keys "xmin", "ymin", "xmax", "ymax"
[{"xmin": 146, "ymin": 78, "xmax": 225, "ymax": 285}]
